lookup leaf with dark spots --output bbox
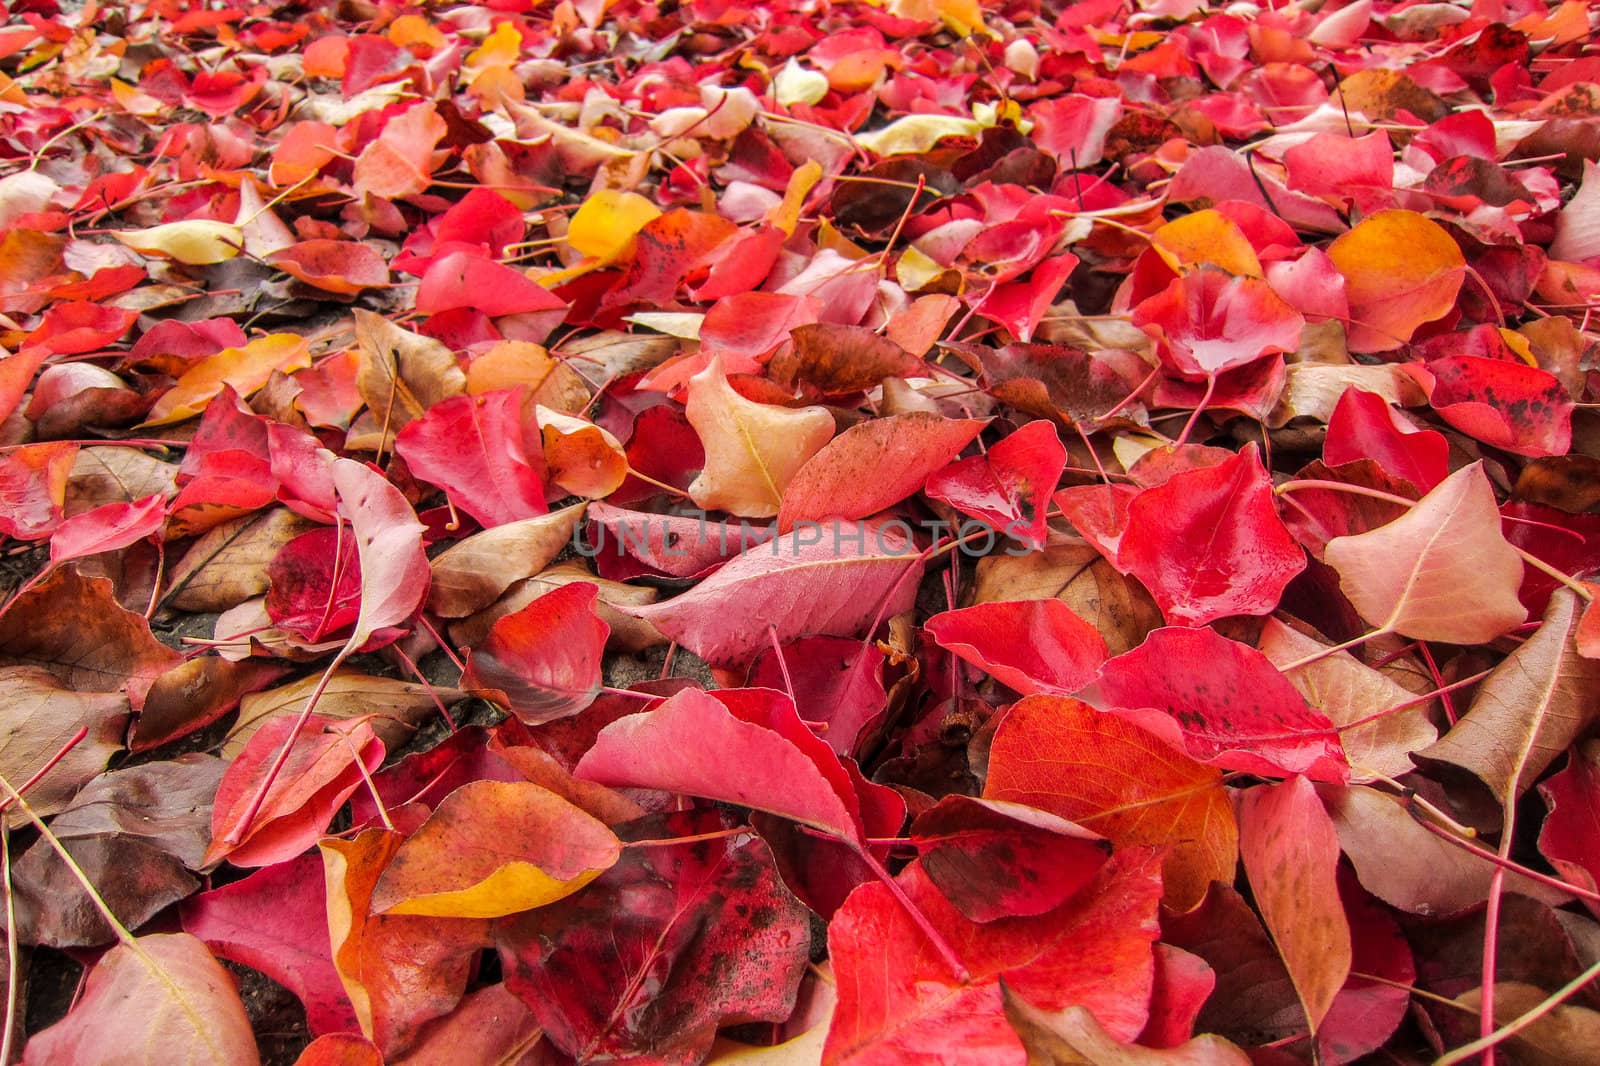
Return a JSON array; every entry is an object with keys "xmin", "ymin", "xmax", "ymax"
[
  {"xmin": 770, "ymin": 323, "xmax": 927, "ymax": 396},
  {"xmin": 496, "ymin": 810, "xmax": 810, "ymax": 1065},
  {"xmin": 910, "ymin": 795, "xmax": 1110, "ymax": 923},
  {"xmin": 1407, "ymin": 355, "xmax": 1573, "ymax": 457}
]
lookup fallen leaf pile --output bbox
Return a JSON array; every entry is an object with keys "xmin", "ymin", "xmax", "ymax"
[{"xmin": 0, "ymin": 0, "xmax": 1598, "ymax": 1062}]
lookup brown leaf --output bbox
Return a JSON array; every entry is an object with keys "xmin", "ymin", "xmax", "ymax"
[
  {"xmin": 0, "ymin": 666, "xmax": 127, "ymax": 826},
  {"xmin": 1420, "ymin": 589, "xmax": 1600, "ymax": 801},
  {"xmin": 0, "ymin": 568, "xmax": 181, "ymax": 708},
  {"xmin": 352, "ymin": 309, "xmax": 467, "ymax": 437},
  {"xmin": 428, "ymin": 503, "xmax": 585, "ymax": 618},
  {"xmin": 1448, "ymin": 984, "xmax": 1600, "ymax": 1066},
  {"xmin": 13, "ymin": 755, "xmax": 224, "ymax": 946},
  {"xmin": 135, "ymin": 657, "xmax": 288, "ymax": 752},
  {"xmin": 1318, "ymin": 784, "xmax": 1564, "ymax": 916},
  {"xmin": 770, "ymin": 323, "xmax": 926, "ymax": 396},
  {"xmin": 64, "ymin": 446, "xmax": 178, "ymax": 516},
  {"xmin": 1003, "ymin": 993, "xmax": 1251, "ymax": 1066},
  {"xmin": 167, "ymin": 508, "xmax": 317, "ymax": 612},
  {"xmin": 225, "ymin": 671, "xmax": 464, "ymax": 759}
]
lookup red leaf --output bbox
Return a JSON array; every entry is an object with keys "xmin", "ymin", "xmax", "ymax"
[
  {"xmin": 182, "ymin": 853, "xmax": 360, "ymax": 1036},
  {"xmin": 926, "ymin": 599, "xmax": 1107, "ymax": 696},
  {"xmin": 1323, "ymin": 388, "xmax": 1448, "ymax": 493},
  {"xmin": 1237, "ymin": 775, "xmax": 1352, "ymax": 1031},
  {"xmin": 909, "ymin": 795, "xmax": 1111, "ymax": 922},
  {"xmin": 1537, "ymin": 741, "xmax": 1600, "ymax": 918},
  {"xmin": 496, "ymin": 810, "xmax": 811, "ymax": 1064},
  {"xmin": 628, "ymin": 519, "xmax": 925, "ymax": 666},
  {"xmin": 0, "ymin": 441, "xmax": 76, "ymax": 539},
  {"xmin": 1116, "ymin": 444, "xmax": 1306, "ymax": 626},
  {"xmin": 746, "ymin": 635, "xmax": 888, "ymax": 758},
  {"xmin": 1094, "ymin": 627, "xmax": 1348, "ymax": 782},
  {"xmin": 48, "ymin": 493, "xmax": 164, "ymax": 564},
  {"xmin": 1407, "ymin": 355, "xmax": 1574, "ymax": 457},
  {"xmin": 824, "ymin": 849, "xmax": 1163, "ymax": 1063},
  {"xmin": 393, "ymin": 390, "xmax": 547, "ymax": 528},
  {"xmin": 332, "ymin": 458, "xmax": 431, "ymax": 649},
  {"xmin": 461, "ymin": 582, "xmax": 609, "ymax": 725},
  {"xmin": 925, "ymin": 419, "xmax": 1067, "ymax": 549},
  {"xmin": 778, "ymin": 413, "xmax": 986, "ymax": 533},
  {"xmin": 1132, "ymin": 270, "xmax": 1303, "ymax": 379},
  {"xmin": 205, "ymin": 715, "xmax": 384, "ymax": 867},
  {"xmin": 416, "ymin": 250, "xmax": 567, "ymax": 316},
  {"xmin": 575, "ymin": 686, "xmax": 885, "ymax": 843}
]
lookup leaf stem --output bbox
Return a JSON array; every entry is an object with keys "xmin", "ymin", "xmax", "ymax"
[
  {"xmin": 223, "ymin": 647, "xmax": 352, "ymax": 846},
  {"xmin": 0, "ymin": 771, "xmax": 133, "ymax": 946},
  {"xmin": 1435, "ymin": 956, "xmax": 1600, "ymax": 1066},
  {"xmin": 1274, "ymin": 479, "xmax": 1417, "ymax": 508},
  {"xmin": 0, "ymin": 726, "xmax": 87, "ymax": 815},
  {"xmin": 1510, "ymin": 546, "xmax": 1594, "ymax": 602},
  {"xmin": 852, "ymin": 843, "xmax": 970, "ymax": 983},
  {"xmin": 1274, "ymin": 627, "xmax": 1387, "ymax": 673},
  {"xmin": 1407, "ymin": 806, "xmax": 1600, "ymax": 904},
  {"xmin": 1, "ymin": 830, "xmax": 16, "ymax": 1066}
]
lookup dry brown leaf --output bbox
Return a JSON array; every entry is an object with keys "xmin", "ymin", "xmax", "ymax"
[
  {"xmin": 0, "ymin": 665, "xmax": 128, "ymax": 828},
  {"xmin": 225, "ymin": 671, "xmax": 465, "ymax": 759},
  {"xmin": 429, "ymin": 503, "xmax": 586, "ymax": 617},
  {"xmin": 1420, "ymin": 589, "xmax": 1600, "ymax": 801},
  {"xmin": 353, "ymin": 309, "xmax": 467, "ymax": 436},
  {"xmin": 166, "ymin": 508, "xmax": 317, "ymax": 612}
]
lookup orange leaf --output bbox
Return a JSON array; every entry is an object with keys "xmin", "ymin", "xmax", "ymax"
[
  {"xmin": 144, "ymin": 333, "xmax": 311, "ymax": 426},
  {"xmin": 370, "ymin": 780, "xmax": 621, "ymax": 918},
  {"xmin": 1237, "ymin": 776, "xmax": 1352, "ymax": 1031},
  {"xmin": 984, "ymin": 695, "xmax": 1237, "ymax": 910},
  {"xmin": 1326, "ymin": 209, "xmax": 1464, "ymax": 352}
]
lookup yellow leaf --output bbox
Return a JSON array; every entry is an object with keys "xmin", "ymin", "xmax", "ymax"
[
  {"xmin": 856, "ymin": 113, "xmax": 982, "ymax": 156},
  {"xmin": 767, "ymin": 160, "xmax": 822, "ymax": 237},
  {"xmin": 567, "ymin": 189, "xmax": 662, "ymax": 263},
  {"xmin": 466, "ymin": 20, "xmax": 522, "ymax": 74},
  {"xmin": 113, "ymin": 220, "xmax": 243, "ymax": 265},
  {"xmin": 686, "ymin": 355, "xmax": 835, "ymax": 518},
  {"xmin": 383, "ymin": 862, "xmax": 605, "ymax": 919},
  {"xmin": 773, "ymin": 59, "xmax": 828, "ymax": 107},
  {"xmin": 386, "ymin": 13, "xmax": 446, "ymax": 51},
  {"xmin": 143, "ymin": 334, "xmax": 311, "ymax": 425},
  {"xmin": 1150, "ymin": 209, "xmax": 1263, "ymax": 278}
]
